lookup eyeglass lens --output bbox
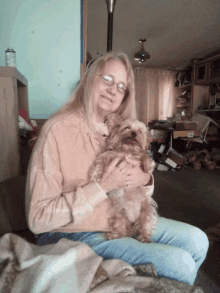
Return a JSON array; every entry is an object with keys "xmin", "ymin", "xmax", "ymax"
[{"xmin": 101, "ymin": 75, "xmax": 127, "ymax": 93}]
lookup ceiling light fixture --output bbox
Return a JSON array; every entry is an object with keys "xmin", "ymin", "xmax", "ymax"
[{"xmin": 134, "ymin": 39, "xmax": 150, "ymax": 63}]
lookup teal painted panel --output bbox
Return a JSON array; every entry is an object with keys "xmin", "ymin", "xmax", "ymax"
[{"xmin": 0, "ymin": 0, "xmax": 81, "ymax": 119}]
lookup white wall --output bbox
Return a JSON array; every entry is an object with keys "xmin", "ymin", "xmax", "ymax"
[{"xmin": 1, "ymin": 0, "xmax": 81, "ymax": 119}]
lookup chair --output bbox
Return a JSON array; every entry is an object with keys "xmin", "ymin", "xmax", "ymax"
[{"xmin": 181, "ymin": 113, "xmax": 219, "ymax": 151}]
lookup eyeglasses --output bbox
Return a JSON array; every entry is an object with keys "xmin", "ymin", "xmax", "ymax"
[{"xmin": 99, "ymin": 75, "xmax": 128, "ymax": 94}]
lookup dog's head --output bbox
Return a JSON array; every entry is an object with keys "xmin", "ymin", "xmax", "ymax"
[{"xmin": 105, "ymin": 113, "xmax": 151, "ymax": 152}]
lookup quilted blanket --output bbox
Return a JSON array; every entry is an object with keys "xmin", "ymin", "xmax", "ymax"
[{"xmin": 0, "ymin": 233, "xmax": 204, "ymax": 293}]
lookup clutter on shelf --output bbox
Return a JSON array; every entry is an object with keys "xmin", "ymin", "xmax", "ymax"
[
  {"xmin": 19, "ymin": 108, "xmax": 40, "ymax": 153},
  {"xmin": 176, "ymin": 90, "xmax": 191, "ymax": 106},
  {"xmin": 175, "ymin": 71, "xmax": 191, "ymax": 87}
]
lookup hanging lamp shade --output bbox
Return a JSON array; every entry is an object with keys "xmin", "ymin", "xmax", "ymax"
[
  {"xmin": 106, "ymin": 0, "xmax": 117, "ymax": 13},
  {"xmin": 134, "ymin": 39, "xmax": 150, "ymax": 63}
]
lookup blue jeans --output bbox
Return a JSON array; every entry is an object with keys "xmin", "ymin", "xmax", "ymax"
[{"xmin": 35, "ymin": 217, "xmax": 209, "ymax": 285}]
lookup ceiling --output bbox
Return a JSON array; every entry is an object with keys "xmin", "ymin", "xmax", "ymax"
[{"xmin": 87, "ymin": 0, "xmax": 220, "ymax": 70}]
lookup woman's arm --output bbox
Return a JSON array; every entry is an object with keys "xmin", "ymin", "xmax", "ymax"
[
  {"xmin": 26, "ymin": 170, "xmax": 107, "ymax": 234},
  {"xmin": 25, "ymin": 119, "xmax": 109, "ymax": 234}
]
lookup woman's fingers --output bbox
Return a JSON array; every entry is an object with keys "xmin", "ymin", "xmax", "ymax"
[
  {"xmin": 117, "ymin": 160, "xmax": 129, "ymax": 172},
  {"xmin": 102, "ymin": 157, "xmax": 122, "ymax": 180},
  {"xmin": 108, "ymin": 157, "xmax": 129, "ymax": 173},
  {"xmin": 125, "ymin": 167, "xmax": 151, "ymax": 187},
  {"xmin": 126, "ymin": 155, "xmax": 140, "ymax": 166},
  {"xmin": 100, "ymin": 156, "xmax": 136, "ymax": 193}
]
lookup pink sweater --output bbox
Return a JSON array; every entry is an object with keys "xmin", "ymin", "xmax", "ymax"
[{"xmin": 25, "ymin": 111, "xmax": 154, "ymax": 234}]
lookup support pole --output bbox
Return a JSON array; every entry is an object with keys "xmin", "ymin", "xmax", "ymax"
[
  {"xmin": 107, "ymin": 13, "xmax": 113, "ymax": 52},
  {"xmin": 106, "ymin": 0, "xmax": 117, "ymax": 52}
]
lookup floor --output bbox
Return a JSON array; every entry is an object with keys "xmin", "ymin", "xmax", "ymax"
[{"xmin": 153, "ymin": 167, "xmax": 220, "ymax": 293}]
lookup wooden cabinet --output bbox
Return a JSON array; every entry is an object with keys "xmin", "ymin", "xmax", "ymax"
[
  {"xmin": 192, "ymin": 53, "xmax": 220, "ymax": 114},
  {"xmin": 209, "ymin": 58, "xmax": 220, "ymax": 83},
  {"xmin": 174, "ymin": 53, "xmax": 220, "ymax": 118},
  {"xmin": 195, "ymin": 53, "xmax": 220, "ymax": 85},
  {"xmin": 195, "ymin": 62, "xmax": 209, "ymax": 84},
  {"xmin": 0, "ymin": 67, "xmax": 28, "ymax": 182}
]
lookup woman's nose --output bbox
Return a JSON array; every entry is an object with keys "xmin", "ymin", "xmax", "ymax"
[{"xmin": 107, "ymin": 83, "xmax": 117, "ymax": 95}]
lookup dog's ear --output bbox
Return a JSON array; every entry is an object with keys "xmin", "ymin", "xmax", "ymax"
[
  {"xmin": 105, "ymin": 113, "xmax": 121, "ymax": 131},
  {"xmin": 146, "ymin": 128, "xmax": 153, "ymax": 148},
  {"xmin": 142, "ymin": 128, "xmax": 153, "ymax": 151}
]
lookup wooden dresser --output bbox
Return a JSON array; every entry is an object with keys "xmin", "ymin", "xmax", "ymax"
[{"xmin": 0, "ymin": 67, "xmax": 28, "ymax": 182}]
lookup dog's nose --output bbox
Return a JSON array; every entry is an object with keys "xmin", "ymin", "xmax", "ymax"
[{"xmin": 131, "ymin": 131, "xmax": 137, "ymax": 137}]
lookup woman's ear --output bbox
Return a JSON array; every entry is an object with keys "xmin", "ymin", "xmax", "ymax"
[{"xmin": 105, "ymin": 113, "xmax": 121, "ymax": 132}]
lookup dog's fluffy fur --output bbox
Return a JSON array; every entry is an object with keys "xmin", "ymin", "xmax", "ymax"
[{"xmin": 88, "ymin": 113, "xmax": 158, "ymax": 243}]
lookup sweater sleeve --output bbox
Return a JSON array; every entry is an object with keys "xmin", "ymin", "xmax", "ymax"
[
  {"xmin": 25, "ymin": 122, "xmax": 108, "ymax": 234},
  {"xmin": 133, "ymin": 173, "xmax": 155, "ymax": 203},
  {"xmin": 142, "ymin": 173, "xmax": 154, "ymax": 197}
]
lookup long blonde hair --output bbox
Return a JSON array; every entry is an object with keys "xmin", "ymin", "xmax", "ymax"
[{"xmin": 51, "ymin": 51, "xmax": 137, "ymax": 134}]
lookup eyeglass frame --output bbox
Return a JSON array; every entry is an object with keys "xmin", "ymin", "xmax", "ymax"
[{"xmin": 99, "ymin": 74, "xmax": 128, "ymax": 94}]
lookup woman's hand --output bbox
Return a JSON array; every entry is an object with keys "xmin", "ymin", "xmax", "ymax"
[
  {"xmin": 98, "ymin": 157, "xmax": 132, "ymax": 193},
  {"xmin": 125, "ymin": 156, "xmax": 151, "ymax": 188}
]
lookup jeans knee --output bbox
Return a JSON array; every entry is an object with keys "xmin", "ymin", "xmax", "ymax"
[
  {"xmin": 200, "ymin": 230, "xmax": 209, "ymax": 251},
  {"xmin": 159, "ymin": 250, "xmax": 197, "ymax": 285},
  {"xmin": 191, "ymin": 228, "xmax": 209, "ymax": 254},
  {"xmin": 181, "ymin": 251, "xmax": 196, "ymax": 273}
]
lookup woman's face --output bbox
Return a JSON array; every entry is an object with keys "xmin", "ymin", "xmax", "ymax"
[{"xmin": 93, "ymin": 59, "xmax": 128, "ymax": 123}]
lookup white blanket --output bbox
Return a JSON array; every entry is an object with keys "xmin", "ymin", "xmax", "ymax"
[{"xmin": 0, "ymin": 233, "xmax": 204, "ymax": 293}]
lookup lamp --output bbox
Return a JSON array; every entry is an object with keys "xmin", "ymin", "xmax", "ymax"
[
  {"xmin": 105, "ymin": 0, "xmax": 117, "ymax": 52},
  {"xmin": 134, "ymin": 39, "xmax": 150, "ymax": 63}
]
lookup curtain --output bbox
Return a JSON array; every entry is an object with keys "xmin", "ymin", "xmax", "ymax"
[{"xmin": 134, "ymin": 68, "xmax": 176, "ymax": 125}]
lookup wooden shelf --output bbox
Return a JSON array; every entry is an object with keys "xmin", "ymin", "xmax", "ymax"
[
  {"xmin": 176, "ymin": 103, "xmax": 191, "ymax": 108},
  {"xmin": 175, "ymin": 84, "xmax": 191, "ymax": 89},
  {"xmin": 174, "ymin": 71, "xmax": 193, "ymax": 119},
  {"xmin": 0, "ymin": 67, "xmax": 28, "ymax": 87},
  {"xmin": 197, "ymin": 108, "xmax": 220, "ymax": 112},
  {"xmin": 0, "ymin": 66, "xmax": 29, "ymax": 182},
  {"xmin": 206, "ymin": 136, "xmax": 220, "ymax": 141}
]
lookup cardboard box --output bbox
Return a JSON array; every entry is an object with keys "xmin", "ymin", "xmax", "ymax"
[
  {"xmin": 164, "ymin": 158, "xmax": 177, "ymax": 168},
  {"xmin": 154, "ymin": 153, "xmax": 177, "ymax": 169},
  {"xmin": 158, "ymin": 144, "xmax": 166, "ymax": 154},
  {"xmin": 173, "ymin": 130, "xmax": 200, "ymax": 138},
  {"xmin": 175, "ymin": 122, "xmax": 198, "ymax": 130},
  {"xmin": 168, "ymin": 152, "xmax": 185, "ymax": 166},
  {"xmin": 155, "ymin": 163, "xmax": 169, "ymax": 171}
]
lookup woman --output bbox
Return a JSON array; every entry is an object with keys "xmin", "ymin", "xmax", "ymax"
[{"xmin": 25, "ymin": 51, "xmax": 209, "ymax": 285}]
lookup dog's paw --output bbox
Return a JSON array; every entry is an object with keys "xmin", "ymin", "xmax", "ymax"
[
  {"xmin": 136, "ymin": 234, "xmax": 152, "ymax": 243},
  {"xmin": 88, "ymin": 155, "xmax": 106, "ymax": 181}
]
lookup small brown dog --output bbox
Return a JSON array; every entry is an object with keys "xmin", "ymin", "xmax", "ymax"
[{"xmin": 89, "ymin": 113, "xmax": 158, "ymax": 243}]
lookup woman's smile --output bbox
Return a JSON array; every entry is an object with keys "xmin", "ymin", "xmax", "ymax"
[{"xmin": 101, "ymin": 95, "xmax": 113, "ymax": 103}]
